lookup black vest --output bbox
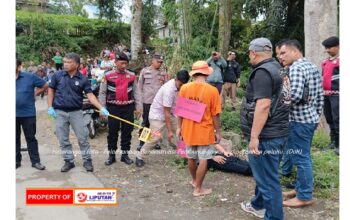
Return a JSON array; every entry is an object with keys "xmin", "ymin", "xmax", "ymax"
[{"xmin": 240, "ymin": 59, "xmax": 290, "ymax": 139}]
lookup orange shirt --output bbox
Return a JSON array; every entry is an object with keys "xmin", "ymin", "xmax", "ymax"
[{"xmin": 178, "ymin": 82, "xmax": 221, "ymax": 146}]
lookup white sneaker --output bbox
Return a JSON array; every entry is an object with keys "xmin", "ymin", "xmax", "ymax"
[{"xmin": 240, "ymin": 201, "xmax": 265, "ymax": 219}]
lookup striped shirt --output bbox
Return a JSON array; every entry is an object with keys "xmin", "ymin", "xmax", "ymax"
[{"xmin": 289, "ymin": 58, "xmax": 324, "ymax": 123}]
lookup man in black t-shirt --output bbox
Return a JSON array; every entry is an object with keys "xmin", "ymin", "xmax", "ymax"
[{"xmin": 240, "ymin": 38, "xmax": 289, "ymax": 220}]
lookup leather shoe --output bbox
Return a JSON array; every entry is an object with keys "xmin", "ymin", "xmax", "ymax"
[
  {"xmin": 154, "ymin": 144, "xmax": 161, "ymax": 150},
  {"xmin": 32, "ymin": 163, "xmax": 46, "ymax": 170},
  {"xmin": 136, "ymin": 157, "xmax": 145, "ymax": 167},
  {"xmin": 61, "ymin": 161, "xmax": 75, "ymax": 172},
  {"xmin": 121, "ymin": 154, "xmax": 133, "ymax": 165},
  {"xmin": 105, "ymin": 156, "xmax": 116, "ymax": 166},
  {"xmin": 83, "ymin": 160, "xmax": 94, "ymax": 172},
  {"xmin": 16, "ymin": 163, "xmax": 21, "ymax": 169}
]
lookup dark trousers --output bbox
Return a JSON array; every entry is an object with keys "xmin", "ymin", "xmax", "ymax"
[
  {"xmin": 107, "ymin": 104, "xmax": 135, "ymax": 156},
  {"xmin": 55, "ymin": 63, "xmax": 63, "ymax": 71},
  {"xmin": 16, "ymin": 116, "xmax": 41, "ymax": 165},
  {"xmin": 324, "ymin": 95, "xmax": 339, "ymax": 148},
  {"xmin": 209, "ymin": 82, "xmax": 223, "ymax": 94},
  {"xmin": 139, "ymin": 103, "xmax": 151, "ymax": 146}
]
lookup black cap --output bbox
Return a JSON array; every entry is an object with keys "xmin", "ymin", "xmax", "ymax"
[
  {"xmin": 322, "ymin": 36, "xmax": 339, "ymax": 48},
  {"xmin": 115, "ymin": 52, "xmax": 129, "ymax": 62}
]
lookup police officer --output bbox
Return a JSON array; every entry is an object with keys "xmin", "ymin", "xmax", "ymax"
[
  {"xmin": 137, "ymin": 54, "xmax": 168, "ymax": 149},
  {"xmin": 99, "ymin": 52, "xmax": 142, "ymax": 166},
  {"xmin": 47, "ymin": 53, "xmax": 109, "ymax": 172}
]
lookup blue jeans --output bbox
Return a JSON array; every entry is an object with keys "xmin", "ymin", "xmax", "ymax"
[
  {"xmin": 248, "ymin": 137, "xmax": 286, "ymax": 220},
  {"xmin": 281, "ymin": 142, "xmax": 293, "ymax": 176},
  {"xmin": 55, "ymin": 109, "xmax": 92, "ymax": 162},
  {"xmin": 287, "ymin": 121, "xmax": 317, "ymax": 201}
]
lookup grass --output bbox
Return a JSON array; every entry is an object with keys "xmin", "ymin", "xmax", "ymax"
[
  {"xmin": 312, "ymin": 129, "xmax": 331, "ymax": 150},
  {"xmin": 312, "ymin": 149, "xmax": 339, "ymax": 199},
  {"xmin": 201, "ymin": 194, "xmax": 219, "ymax": 207},
  {"xmin": 220, "ymin": 107, "xmax": 241, "ymax": 134}
]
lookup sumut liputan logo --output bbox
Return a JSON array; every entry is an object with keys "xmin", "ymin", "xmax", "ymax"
[{"xmin": 77, "ymin": 192, "xmax": 87, "ymax": 202}]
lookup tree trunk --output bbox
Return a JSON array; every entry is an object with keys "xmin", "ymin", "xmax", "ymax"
[
  {"xmin": 304, "ymin": 0, "xmax": 338, "ymax": 69},
  {"xmin": 181, "ymin": 0, "xmax": 192, "ymax": 46},
  {"xmin": 207, "ymin": 0, "xmax": 219, "ymax": 48},
  {"xmin": 131, "ymin": 0, "xmax": 143, "ymax": 61},
  {"xmin": 217, "ymin": 0, "xmax": 232, "ymax": 55}
]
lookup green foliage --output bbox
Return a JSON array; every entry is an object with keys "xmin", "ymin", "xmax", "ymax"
[
  {"xmin": 312, "ymin": 129, "xmax": 331, "ymax": 150},
  {"xmin": 16, "ymin": 10, "xmax": 130, "ymax": 64},
  {"xmin": 96, "ymin": 0, "xmax": 123, "ymax": 21},
  {"xmin": 141, "ymin": 0, "xmax": 156, "ymax": 43},
  {"xmin": 49, "ymin": 0, "xmax": 91, "ymax": 17},
  {"xmin": 220, "ymin": 107, "xmax": 241, "ymax": 134},
  {"xmin": 312, "ymin": 150, "xmax": 339, "ymax": 198}
]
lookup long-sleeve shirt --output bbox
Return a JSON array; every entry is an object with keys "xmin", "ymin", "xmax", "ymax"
[
  {"xmin": 206, "ymin": 57, "xmax": 227, "ymax": 83},
  {"xmin": 289, "ymin": 58, "xmax": 324, "ymax": 123}
]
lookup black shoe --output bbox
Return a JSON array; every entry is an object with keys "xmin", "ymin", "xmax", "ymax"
[
  {"xmin": 284, "ymin": 181, "xmax": 296, "ymax": 189},
  {"xmin": 121, "ymin": 154, "xmax": 133, "ymax": 165},
  {"xmin": 335, "ymin": 148, "xmax": 339, "ymax": 156},
  {"xmin": 137, "ymin": 144, "xmax": 143, "ymax": 151},
  {"xmin": 136, "ymin": 157, "xmax": 144, "ymax": 167},
  {"xmin": 61, "ymin": 161, "xmax": 75, "ymax": 172},
  {"xmin": 105, "ymin": 156, "xmax": 116, "ymax": 166},
  {"xmin": 83, "ymin": 160, "xmax": 94, "ymax": 172},
  {"xmin": 16, "ymin": 163, "xmax": 21, "ymax": 169},
  {"xmin": 327, "ymin": 141, "xmax": 336, "ymax": 149},
  {"xmin": 32, "ymin": 163, "xmax": 46, "ymax": 170},
  {"xmin": 154, "ymin": 144, "xmax": 161, "ymax": 150}
]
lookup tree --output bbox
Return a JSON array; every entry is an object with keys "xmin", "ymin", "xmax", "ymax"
[
  {"xmin": 131, "ymin": 0, "xmax": 143, "ymax": 61},
  {"xmin": 96, "ymin": 0, "xmax": 123, "ymax": 21},
  {"xmin": 217, "ymin": 0, "xmax": 232, "ymax": 55},
  {"xmin": 304, "ymin": 0, "xmax": 338, "ymax": 68},
  {"xmin": 141, "ymin": 0, "xmax": 156, "ymax": 43},
  {"xmin": 49, "ymin": 0, "xmax": 90, "ymax": 17}
]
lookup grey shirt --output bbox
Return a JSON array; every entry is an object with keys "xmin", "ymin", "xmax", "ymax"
[{"xmin": 138, "ymin": 66, "xmax": 168, "ymax": 104}]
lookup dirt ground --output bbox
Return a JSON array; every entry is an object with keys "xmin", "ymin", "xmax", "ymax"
[{"xmin": 20, "ymin": 99, "xmax": 339, "ymax": 220}]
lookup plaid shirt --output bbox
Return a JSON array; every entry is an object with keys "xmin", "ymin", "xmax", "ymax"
[{"xmin": 289, "ymin": 58, "xmax": 324, "ymax": 123}]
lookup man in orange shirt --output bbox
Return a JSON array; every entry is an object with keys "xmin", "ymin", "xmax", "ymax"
[{"xmin": 176, "ymin": 60, "xmax": 222, "ymax": 197}]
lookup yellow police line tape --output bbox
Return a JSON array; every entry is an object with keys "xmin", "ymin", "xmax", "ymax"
[{"xmin": 95, "ymin": 109, "xmax": 160, "ymax": 142}]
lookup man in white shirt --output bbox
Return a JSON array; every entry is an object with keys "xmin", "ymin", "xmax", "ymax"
[{"xmin": 135, "ymin": 70, "xmax": 190, "ymax": 167}]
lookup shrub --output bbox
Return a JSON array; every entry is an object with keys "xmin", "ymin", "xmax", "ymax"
[{"xmin": 220, "ymin": 107, "xmax": 241, "ymax": 134}]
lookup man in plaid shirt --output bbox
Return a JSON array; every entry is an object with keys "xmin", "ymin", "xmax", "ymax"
[{"xmin": 278, "ymin": 40, "xmax": 324, "ymax": 208}]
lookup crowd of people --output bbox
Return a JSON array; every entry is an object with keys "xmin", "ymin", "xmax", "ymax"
[{"xmin": 16, "ymin": 36, "xmax": 339, "ymax": 220}]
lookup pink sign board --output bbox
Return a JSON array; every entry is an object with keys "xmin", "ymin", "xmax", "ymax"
[
  {"xmin": 176, "ymin": 140, "xmax": 188, "ymax": 158},
  {"xmin": 174, "ymin": 97, "xmax": 206, "ymax": 122}
]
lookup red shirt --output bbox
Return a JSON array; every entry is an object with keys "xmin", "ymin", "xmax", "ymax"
[{"xmin": 80, "ymin": 67, "xmax": 88, "ymax": 76}]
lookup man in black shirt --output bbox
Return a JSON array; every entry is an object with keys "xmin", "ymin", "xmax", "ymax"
[
  {"xmin": 240, "ymin": 38, "xmax": 289, "ymax": 220},
  {"xmin": 221, "ymin": 51, "xmax": 241, "ymax": 110}
]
